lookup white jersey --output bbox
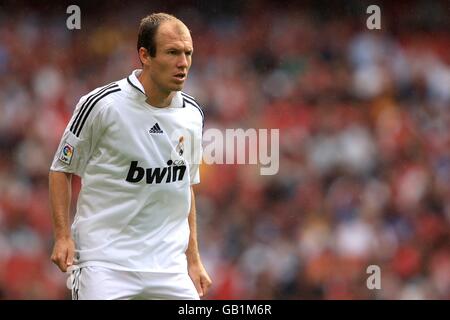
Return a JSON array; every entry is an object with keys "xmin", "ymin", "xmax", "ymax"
[{"xmin": 51, "ymin": 69, "xmax": 204, "ymax": 273}]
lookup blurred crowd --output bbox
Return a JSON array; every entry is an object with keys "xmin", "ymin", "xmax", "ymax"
[{"xmin": 0, "ymin": 1, "xmax": 449, "ymax": 299}]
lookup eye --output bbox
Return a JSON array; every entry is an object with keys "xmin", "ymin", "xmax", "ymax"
[
  {"xmin": 168, "ymin": 50, "xmax": 177, "ymax": 55},
  {"xmin": 185, "ymin": 51, "xmax": 193, "ymax": 56}
]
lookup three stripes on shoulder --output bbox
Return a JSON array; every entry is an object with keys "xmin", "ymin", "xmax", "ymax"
[
  {"xmin": 70, "ymin": 83, "xmax": 121, "ymax": 137},
  {"xmin": 181, "ymin": 92, "xmax": 204, "ymax": 125},
  {"xmin": 69, "ymin": 84, "xmax": 204, "ymax": 138}
]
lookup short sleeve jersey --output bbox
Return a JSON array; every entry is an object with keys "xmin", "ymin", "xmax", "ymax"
[{"xmin": 51, "ymin": 69, "xmax": 204, "ymax": 272}]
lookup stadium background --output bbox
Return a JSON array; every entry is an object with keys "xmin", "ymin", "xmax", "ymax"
[{"xmin": 0, "ymin": 0, "xmax": 449, "ymax": 299}]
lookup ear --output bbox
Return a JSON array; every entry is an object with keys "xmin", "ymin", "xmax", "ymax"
[{"xmin": 138, "ymin": 47, "xmax": 151, "ymax": 67}]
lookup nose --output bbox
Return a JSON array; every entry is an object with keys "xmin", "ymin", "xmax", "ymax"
[{"xmin": 177, "ymin": 53, "xmax": 189, "ymax": 68}]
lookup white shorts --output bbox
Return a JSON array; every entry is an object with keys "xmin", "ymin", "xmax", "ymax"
[{"xmin": 68, "ymin": 266, "xmax": 200, "ymax": 300}]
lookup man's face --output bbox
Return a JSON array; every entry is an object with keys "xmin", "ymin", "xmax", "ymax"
[{"xmin": 147, "ymin": 21, "xmax": 193, "ymax": 94}]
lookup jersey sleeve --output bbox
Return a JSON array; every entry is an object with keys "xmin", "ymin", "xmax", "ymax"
[{"xmin": 50, "ymin": 93, "xmax": 106, "ymax": 177}]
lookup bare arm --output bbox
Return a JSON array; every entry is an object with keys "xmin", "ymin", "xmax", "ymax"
[
  {"xmin": 49, "ymin": 170, "xmax": 75, "ymax": 272},
  {"xmin": 186, "ymin": 186, "xmax": 212, "ymax": 297}
]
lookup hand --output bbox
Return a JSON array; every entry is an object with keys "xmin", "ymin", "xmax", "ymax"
[
  {"xmin": 188, "ymin": 260, "xmax": 212, "ymax": 298},
  {"xmin": 51, "ymin": 237, "xmax": 75, "ymax": 272}
]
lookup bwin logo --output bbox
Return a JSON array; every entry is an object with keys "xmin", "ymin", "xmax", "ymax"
[{"xmin": 126, "ymin": 160, "xmax": 186, "ymax": 184}]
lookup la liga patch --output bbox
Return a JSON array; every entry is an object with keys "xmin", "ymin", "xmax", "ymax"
[{"xmin": 59, "ymin": 142, "xmax": 74, "ymax": 165}]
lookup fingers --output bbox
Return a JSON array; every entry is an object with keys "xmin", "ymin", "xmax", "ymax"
[
  {"xmin": 51, "ymin": 244, "xmax": 75, "ymax": 273},
  {"xmin": 51, "ymin": 239, "xmax": 75, "ymax": 273},
  {"xmin": 51, "ymin": 250, "xmax": 68, "ymax": 272},
  {"xmin": 200, "ymin": 275, "xmax": 212, "ymax": 297},
  {"xmin": 66, "ymin": 247, "xmax": 74, "ymax": 267},
  {"xmin": 189, "ymin": 265, "xmax": 212, "ymax": 298},
  {"xmin": 193, "ymin": 277, "xmax": 204, "ymax": 297}
]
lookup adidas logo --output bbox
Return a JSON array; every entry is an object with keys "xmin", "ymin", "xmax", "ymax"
[{"xmin": 149, "ymin": 122, "xmax": 163, "ymax": 134}]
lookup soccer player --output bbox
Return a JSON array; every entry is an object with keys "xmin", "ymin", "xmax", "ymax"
[{"xmin": 49, "ymin": 13, "xmax": 212, "ymax": 300}]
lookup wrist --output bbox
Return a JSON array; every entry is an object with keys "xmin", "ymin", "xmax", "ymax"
[
  {"xmin": 55, "ymin": 233, "xmax": 72, "ymax": 241},
  {"xmin": 187, "ymin": 253, "xmax": 201, "ymax": 266}
]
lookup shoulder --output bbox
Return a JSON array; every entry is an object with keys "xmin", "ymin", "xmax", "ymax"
[
  {"xmin": 70, "ymin": 81, "xmax": 123, "ymax": 137},
  {"xmin": 180, "ymin": 91, "xmax": 205, "ymax": 123},
  {"xmin": 78, "ymin": 81, "xmax": 123, "ymax": 109}
]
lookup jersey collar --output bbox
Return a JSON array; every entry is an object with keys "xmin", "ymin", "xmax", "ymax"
[{"xmin": 127, "ymin": 69, "xmax": 183, "ymax": 108}]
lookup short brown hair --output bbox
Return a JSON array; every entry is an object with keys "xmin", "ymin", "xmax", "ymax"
[{"xmin": 137, "ymin": 13, "xmax": 180, "ymax": 57}]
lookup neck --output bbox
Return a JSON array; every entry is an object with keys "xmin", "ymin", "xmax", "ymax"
[{"xmin": 138, "ymin": 71, "xmax": 174, "ymax": 108}]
